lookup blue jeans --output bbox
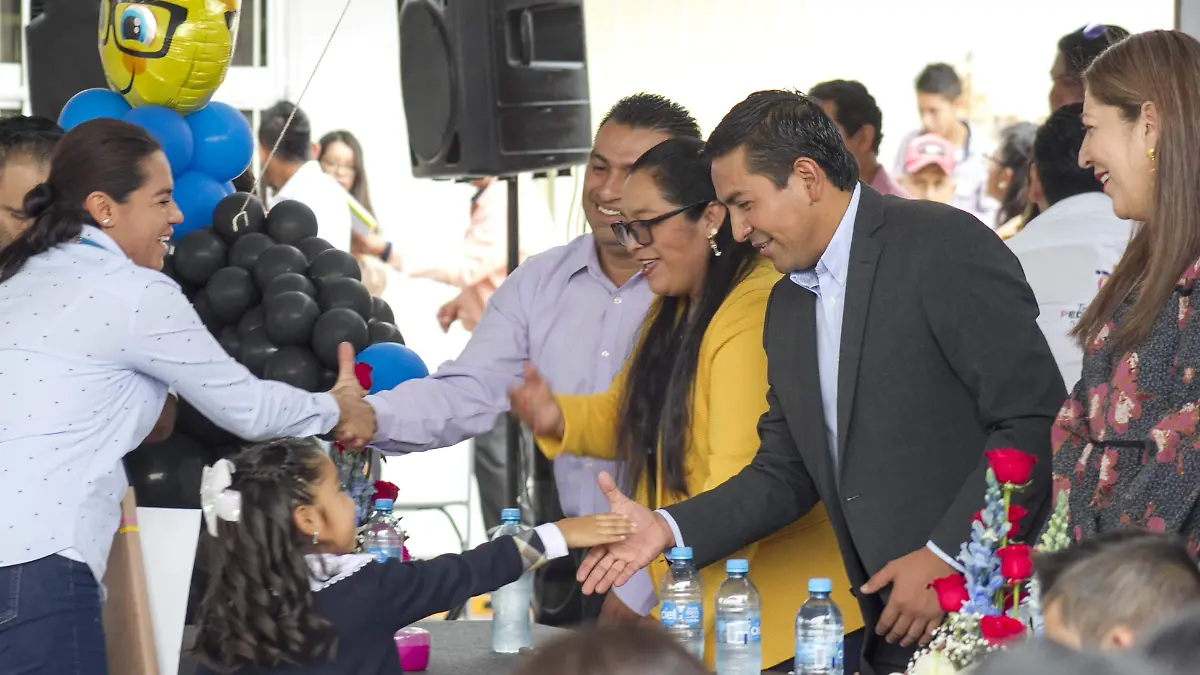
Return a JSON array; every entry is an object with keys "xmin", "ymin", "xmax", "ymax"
[{"xmin": 0, "ymin": 555, "xmax": 108, "ymax": 675}]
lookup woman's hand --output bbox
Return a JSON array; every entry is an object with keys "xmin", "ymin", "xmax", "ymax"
[
  {"xmin": 329, "ymin": 342, "xmax": 376, "ymax": 448},
  {"xmin": 508, "ymin": 363, "xmax": 566, "ymax": 439},
  {"xmin": 555, "ymin": 513, "xmax": 634, "ymax": 549}
]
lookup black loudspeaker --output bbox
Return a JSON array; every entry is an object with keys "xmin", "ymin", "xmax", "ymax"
[
  {"xmin": 399, "ymin": 0, "xmax": 592, "ymax": 179},
  {"xmin": 26, "ymin": 0, "xmax": 109, "ymax": 121}
]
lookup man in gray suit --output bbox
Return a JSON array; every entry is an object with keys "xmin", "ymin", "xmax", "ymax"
[{"xmin": 575, "ymin": 90, "xmax": 1066, "ymax": 674}]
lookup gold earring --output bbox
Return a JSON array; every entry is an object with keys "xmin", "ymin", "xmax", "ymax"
[
  {"xmin": 312, "ymin": 530, "xmax": 319, "ymax": 545},
  {"xmin": 708, "ymin": 232, "xmax": 722, "ymax": 257},
  {"xmin": 998, "ymin": 181, "xmax": 1009, "ymax": 190},
  {"xmin": 1148, "ymin": 147, "xmax": 1157, "ymax": 163}
]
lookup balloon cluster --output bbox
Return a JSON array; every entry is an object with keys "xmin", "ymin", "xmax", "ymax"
[
  {"xmin": 58, "ymin": 89, "xmax": 253, "ymax": 239},
  {"xmin": 126, "ymin": 194, "xmax": 419, "ymax": 508}
]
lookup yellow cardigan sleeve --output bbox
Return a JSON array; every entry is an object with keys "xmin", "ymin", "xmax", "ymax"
[{"xmin": 535, "ymin": 362, "xmax": 628, "ymax": 460}]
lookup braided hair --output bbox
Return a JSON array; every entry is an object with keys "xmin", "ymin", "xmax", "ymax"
[{"xmin": 193, "ymin": 439, "xmax": 338, "ymax": 673}]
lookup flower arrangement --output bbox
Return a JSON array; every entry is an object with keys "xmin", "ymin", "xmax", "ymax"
[{"xmin": 904, "ymin": 449, "xmax": 1071, "ymax": 675}]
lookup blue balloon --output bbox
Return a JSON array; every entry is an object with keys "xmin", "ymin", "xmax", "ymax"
[
  {"xmin": 355, "ymin": 343, "xmax": 429, "ymax": 394},
  {"xmin": 172, "ymin": 171, "xmax": 227, "ymax": 238},
  {"xmin": 185, "ymin": 102, "xmax": 254, "ymax": 183},
  {"xmin": 222, "ymin": 181, "xmax": 235, "ymax": 195},
  {"xmin": 123, "ymin": 105, "xmax": 194, "ymax": 175},
  {"xmin": 59, "ymin": 88, "xmax": 131, "ymax": 130}
]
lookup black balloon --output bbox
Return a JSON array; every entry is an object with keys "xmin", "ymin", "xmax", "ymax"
[
  {"xmin": 173, "ymin": 229, "xmax": 228, "ymax": 286},
  {"xmin": 161, "ymin": 253, "xmax": 188, "ymax": 290},
  {"xmin": 228, "ymin": 232, "xmax": 275, "ymax": 271},
  {"xmin": 370, "ymin": 296, "xmax": 395, "ymax": 324},
  {"xmin": 296, "ymin": 237, "xmax": 334, "ymax": 263},
  {"xmin": 176, "ymin": 399, "xmax": 240, "ymax": 447},
  {"xmin": 264, "ymin": 290, "xmax": 320, "ymax": 346},
  {"xmin": 318, "ymin": 277, "xmax": 372, "ymax": 321},
  {"xmin": 237, "ymin": 305, "xmax": 266, "ymax": 338},
  {"xmin": 317, "ymin": 368, "xmax": 337, "ymax": 391},
  {"xmin": 192, "ymin": 290, "xmax": 223, "ymax": 335},
  {"xmin": 217, "ymin": 325, "xmax": 242, "ymax": 360},
  {"xmin": 263, "ymin": 272, "xmax": 316, "ymax": 304},
  {"xmin": 206, "ymin": 266, "xmax": 259, "ymax": 324},
  {"xmin": 253, "ymin": 244, "xmax": 308, "ymax": 291},
  {"xmin": 212, "ymin": 192, "xmax": 267, "ymax": 243},
  {"xmin": 311, "ymin": 307, "xmax": 368, "ymax": 369},
  {"xmin": 240, "ymin": 330, "xmax": 278, "ymax": 376},
  {"xmin": 308, "ymin": 248, "xmax": 361, "ymax": 290},
  {"xmin": 368, "ymin": 320, "xmax": 405, "ymax": 345},
  {"xmin": 266, "ymin": 200, "xmax": 319, "ymax": 244},
  {"xmin": 263, "ymin": 346, "xmax": 321, "ymax": 392},
  {"xmin": 124, "ymin": 432, "xmax": 213, "ymax": 509}
]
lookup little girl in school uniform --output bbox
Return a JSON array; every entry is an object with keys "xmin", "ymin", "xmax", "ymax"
[{"xmin": 192, "ymin": 438, "xmax": 631, "ymax": 674}]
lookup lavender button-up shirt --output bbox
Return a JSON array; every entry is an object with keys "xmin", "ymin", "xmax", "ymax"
[{"xmin": 366, "ymin": 233, "xmax": 653, "ymax": 520}]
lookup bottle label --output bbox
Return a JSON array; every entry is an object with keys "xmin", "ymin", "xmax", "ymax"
[
  {"xmin": 796, "ymin": 637, "xmax": 844, "ymax": 670},
  {"xmin": 660, "ymin": 601, "xmax": 702, "ymax": 628},
  {"xmin": 717, "ymin": 618, "xmax": 762, "ymax": 644}
]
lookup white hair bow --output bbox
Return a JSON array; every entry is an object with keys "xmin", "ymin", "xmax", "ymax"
[{"xmin": 200, "ymin": 459, "xmax": 242, "ymax": 537}]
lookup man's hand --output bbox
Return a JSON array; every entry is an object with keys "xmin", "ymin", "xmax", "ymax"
[
  {"xmin": 861, "ymin": 547, "xmax": 953, "ymax": 647},
  {"xmin": 508, "ymin": 363, "xmax": 566, "ymax": 439},
  {"xmin": 577, "ymin": 472, "xmax": 674, "ymax": 595},
  {"xmin": 599, "ymin": 593, "xmax": 645, "ymax": 625},
  {"xmin": 329, "ymin": 342, "xmax": 376, "ymax": 448}
]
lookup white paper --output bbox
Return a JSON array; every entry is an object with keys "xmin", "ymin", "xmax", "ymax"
[{"xmin": 137, "ymin": 507, "xmax": 201, "ymax": 675}]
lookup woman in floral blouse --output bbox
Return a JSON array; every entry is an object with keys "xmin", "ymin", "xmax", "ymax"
[{"xmin": 1053, "ymin": 30, "xmax": 1200, "ymax": 552}]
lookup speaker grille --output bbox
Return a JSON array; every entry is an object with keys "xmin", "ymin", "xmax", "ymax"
[{"xmin": 399, "ymin": 0, "xmax": 456, "ymax": 164}]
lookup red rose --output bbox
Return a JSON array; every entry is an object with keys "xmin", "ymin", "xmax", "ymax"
[
  {"xmin": 928, "ymin": 574, "xmax": 970, "ymax": 613},
  {"xmin": 985, "ymin": 448, "xmax": 1037, "ymax": 485},
  {"xmin": 374, "ymin": 480, "xmax": 400, "ymax": 502},
  {"xmin": 355, "ymin": 362, "xmax": 374, "ymax": 391},
  {"xmin": 980, "ymin": 615, "xmax": 1027, "ymax": 646},
  {"xmin": 1007, "ymin": 505, "xmax": 1028, "ymax": 528},
  {"xmin": 997, "ymin": 544, "xmax": 1034, "ymax": 581},
  {"xmin": 402, "ymin": 545, "xmax": 411, "ymax": 562}
]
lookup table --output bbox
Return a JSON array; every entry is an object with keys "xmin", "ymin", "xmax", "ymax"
[{"xmin": 415, "ymin": 621, "xmax": 567, "ymax": 675}]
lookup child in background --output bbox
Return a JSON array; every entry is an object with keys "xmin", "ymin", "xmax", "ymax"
[
  {"xmin": 192, "ymin": 438, "xmax": 632, "ymax": 675},
  {"xmin": 901, "ymin": 133, "xmax": 958, "ymax": 205},
  {"xmin": 1036, "ymin": 530, "xmax": 1200, "ymax": 651}
]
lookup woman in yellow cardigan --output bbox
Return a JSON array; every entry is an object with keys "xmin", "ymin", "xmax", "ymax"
[{"xmin": 511, "ymin": 137, "xmax": 860, "ymax": 670}]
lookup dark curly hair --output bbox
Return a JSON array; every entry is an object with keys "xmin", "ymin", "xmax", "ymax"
[{"xmin": 193, "ymin": 439, "xmax": 338, "ymax": 673}]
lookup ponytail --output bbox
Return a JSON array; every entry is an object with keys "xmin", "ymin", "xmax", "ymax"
[{"xmin": 0, "ymin": 118, "xmax": 160, "ymax": 283}]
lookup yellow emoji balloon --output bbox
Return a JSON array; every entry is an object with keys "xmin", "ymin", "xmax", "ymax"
[{"xmin": 99, "ymin": 0, "xmax": 242, "ymax": 115}]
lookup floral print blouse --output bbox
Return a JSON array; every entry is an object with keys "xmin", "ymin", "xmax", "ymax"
[{"xmin": 1052, "ymin": 259, "xmax": 1200, "ymax": 555}]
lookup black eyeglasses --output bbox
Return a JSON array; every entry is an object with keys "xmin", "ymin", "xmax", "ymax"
[{"xmin": 610, "ymin": 200, "xmax": 709, "ymax": 247}]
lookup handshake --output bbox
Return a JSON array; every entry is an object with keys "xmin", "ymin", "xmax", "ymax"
[{"xmin": 327, "ymin": 342, "xmax": 380, "ymax": 449}]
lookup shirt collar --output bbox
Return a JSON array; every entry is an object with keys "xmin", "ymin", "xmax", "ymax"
[
  {"xmin": 78, "ymin": 224, "xmax": 126, "ymax": 256},
  {"xmin": 567, "ymin": 233, "xmax": 646, "ymax": 291},
  {"xmin": 789, "ymin": 183, "xmax": 861, "ymax": 291}
]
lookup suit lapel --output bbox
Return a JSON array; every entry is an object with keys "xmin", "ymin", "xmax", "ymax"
[
  {"xmin": 836, "ymin": 185, "xmax": 886, "ymax": 474},
  {"xmin": 780, "ymin": 282, "xmax": 836, "ymax": 485}
]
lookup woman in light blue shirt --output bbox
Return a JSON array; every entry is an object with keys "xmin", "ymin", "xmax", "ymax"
[{"xmin": 0, "ymin": 119, "xmax": 375, "ymax": 674}]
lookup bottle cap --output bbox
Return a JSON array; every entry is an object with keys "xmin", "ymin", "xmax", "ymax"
[
  {"xmin": 501, "ymin": 508, "xmax": 521, "ymax": 522},
  {"xmin": 669, "ymin": 546, "xmax": 693, "ymax": 561},
  {"xmin": 808, "ymin": 577, "xmax": 833, "ymax": 593},
  {"xmin": 726, "ymin": 559, "xmax": 749, "ymax": 574},
  {"xmin": 374, "ymin": 499, "xmax": 394, "ymax": 510}
]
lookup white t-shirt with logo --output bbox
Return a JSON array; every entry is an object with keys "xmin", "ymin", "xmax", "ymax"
[{"xmin": 1006, "ymin": 192, "xmax": 1134, "ymax": 389}]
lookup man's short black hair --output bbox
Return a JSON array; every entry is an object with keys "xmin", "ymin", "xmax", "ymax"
[
  {"xmin": 597, "ymin": 93, "xmax": 701, "ymax": 141},
  {"xmin": 1037, "ymin": 529, "xmax": 1200, "ymax": 644},
  {"xmin": 1059, "ymin": 24, "xmax": 1130, "ymax": 80},
  {"xmin": 0, "ymin": 114, "xmax": 63, "ymax": 167},
  {"xmin": 703, "ymin": 90, "xmax": 858, "ymax": 192},
  {"xmin": 1033, "ymin": 103, "xmax": 1102, "ymax": 206},
  {"xmin": 809, "ymin": 80, "xmax": 884, "ymax": 155},
  {"xmin": 258, "ymin": 101, "xmax": 312, "ymax": 164},
  {"xmin": 915, "ymin": 63, "xmax": 963, "ymax": 100}
]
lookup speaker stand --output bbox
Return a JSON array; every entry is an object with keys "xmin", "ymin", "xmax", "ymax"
[{"xmin": 504, "ymin": 175, "xmax": 524, "ymax": 511}]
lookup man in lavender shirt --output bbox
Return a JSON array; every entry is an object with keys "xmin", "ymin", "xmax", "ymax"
[
  {"xmin": 810, "ymin": 80, "xmax": 910, "ymax": 198},
  {"xmin": 364, "ymin": 93, "xmax": 702, "ymax": 623}
]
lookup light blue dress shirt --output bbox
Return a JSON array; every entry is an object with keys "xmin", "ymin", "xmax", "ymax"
[
  {"xmin": 0, "ymin": 226, "xmax": 340, "ymax": 584},
  {"xmin": 660, "ymin": 185, "xmax": 961, "ymax": 572}
]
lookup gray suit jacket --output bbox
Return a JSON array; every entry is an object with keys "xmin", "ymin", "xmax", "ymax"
[{"xmin": 664, "ymin": 185, "xmax": 1066, "ymax": 673}]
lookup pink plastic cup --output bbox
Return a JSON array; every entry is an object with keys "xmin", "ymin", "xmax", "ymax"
[{"xmin": 394, "ymin": 626, "xmax": 431, "ymax": 671}]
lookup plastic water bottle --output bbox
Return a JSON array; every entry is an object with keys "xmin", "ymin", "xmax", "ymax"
[
  {"xmin": 715, "ymin": 559, "xmax": 761, "ymax": 674},
  {"xmin": 490, "ymin": 508, "xmax": 533, "ymax": 653},
  {"xmin": 659, "ymin": 547, "xmax": 705, "ymax": 662},
  {"xmin": 363, "ymin": 499, "xmax": 403, "ymax": 562},
  {"xmin": 795, "ymin": 578, "xmax": 844, "ymax": 675}
]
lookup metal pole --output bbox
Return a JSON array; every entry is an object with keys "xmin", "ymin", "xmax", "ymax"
[{"xmin": 505, "ymin": 176, "xmax": 523, "ymax": 510}]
